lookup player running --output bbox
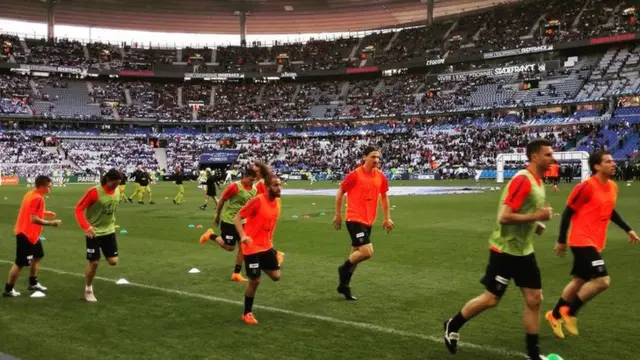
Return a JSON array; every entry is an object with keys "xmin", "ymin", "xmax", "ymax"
[
  {"xmin": 545, "ymin": 151, "xmax": 639, "ymax": 339},
  {"xmin": 333, "ymin": 146, "xmax": 394, "ymax": 301},
  {"xmin": 4, "ymin": 176, "xmax": 61, "ymax": 297},
  {"xmin": 74, "ymin": 169, "xmax": 123, "ymax": 302},
  {"xmin": 234, "ymin": 174, "xmax": 284, "ymax": 324},
  {"xmin": 199, "ymin": 168, "xmax": 259, "ymax": 282},
  {"xmin": 199, "ymin": 169, "xmax": 219, "ymax": 210},
  {"xmin": 443, "ymin": 139, "xmax": 555, "ymax": 360}
]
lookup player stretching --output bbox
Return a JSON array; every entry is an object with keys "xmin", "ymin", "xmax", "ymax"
[
  {"xmin": 546, "ymin": 151, "xmax": 639, "ymax": 339},
  {"xmin": 199, "ymin": 168, "xmax": 258, "ymax": 282},
  {"xmin": 333, "ymin": 146, "xmax": 394, "ymax": 301},
  {"xmin": 234, "ymin": 175, "xmax": 284, "ymax": 324},
  {"xmin": 74, "ymin": 169, "xmax": 122, "ymax": 302},
  {"xmin": 4, "ymin": 176, "xmax": 61, "ymax": 297},
  {"xmin": 443, "ymin": 139, "xmax": 555, "ymax": 360}
]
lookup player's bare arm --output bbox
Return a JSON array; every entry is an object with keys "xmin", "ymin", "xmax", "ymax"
[
  {"xmin": 380, "ymin": 192, "xmax": 393, "ymax": 233},
  {"xmin": 499, "ymin": 204, "xmax": 552, "ymax": 225},
  {"xmin": 233, "ymin": 212, "xmax": 252, "ymax": 245},
  {"xmin": 31, "ymin": 214, "xmax": 61, "ymax": 227},
  {"xmin": 214, "ymin": 198, "xmax": 226, "ymax": 225},
  {"xmin": 333, "ymin": 187, "xmax": 345, "ymax": 230}
]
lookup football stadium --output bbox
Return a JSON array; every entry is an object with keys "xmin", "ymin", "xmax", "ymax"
[{"xmin": 1, "ymin": 0, "xmax": 640, "ymax": 359}]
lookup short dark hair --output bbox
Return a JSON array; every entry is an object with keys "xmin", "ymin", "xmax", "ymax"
[
  {"xmin": 525, "ymin": 139, "xmax": 554, "ymax": 160},
  {"xmin": 589, "ymin": 151, "xmax": 612, "ymax": 174},
  {"xmin": 243, "ymin": 168, "xmax": 258, "ymax": 178},
  {"xmin": 101, "ymin": 168, "xmax": 123, "ymax": 185},
  {"xmin": 35, "ymin": 175, "xmax": 52, "ymax": 188},
  {"xmin": 363, "ymin": 146, "xmax": 378, "ymax": 157}
]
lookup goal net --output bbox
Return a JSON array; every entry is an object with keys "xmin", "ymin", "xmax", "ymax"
[
  {"xmin": 0, "ymin": 163, "xmax": 72, "ymax": 186},
  {"xmin": 495, "ymin": 151, "xmax": 590, "ymax": 183}
]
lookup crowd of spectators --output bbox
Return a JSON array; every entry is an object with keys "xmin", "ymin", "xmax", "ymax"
[{"xmin": 61, "ymin": 140, "xmax": 158, "ymax": 174}]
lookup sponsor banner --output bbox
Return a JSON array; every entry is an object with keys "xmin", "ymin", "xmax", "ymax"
[
  {"xmin": 280, "ymin": 72, "xmax": 298, "ymax": 78},
  {"xmin": 19, "ymin": 64, "xmax": 85, "ymax": 74},
  {"xmin": 345, "ymin": 66, "xmax": 379, "ymax": 74},
  {"xmin": 494, "ymin": 63, "xmax": 545, "ymax": 75},
  {"xmin": 437, "ymin": 69, "xmax": 493, "ymax": 81},
  {"xmin": 119, "ymin": 70, "xmax": 155, "ymax": 77},
  {"xmin": 25, "ymin": 176, "xmax": 69, "ymax": 186},
  {"xmin": 200, "ymin": 150, "xmax": 241, "ymax": 164},
  {"xmin": 437, "ymin": 63, "xmax": 544, "ymax": 81},
  {"xmin": 589, "ymin": 33, "xmax": 637, "ymax": 45},
  {"xmin": 0, "ymin": 175, "xmax": 19, "ymax": 185},
  {"xmin": 426, "ymin": 58, "xmax": 446, "ymax": 66},
  {"xmin": 75, "ymin": 175, "xmax": 101, "ymax": 183},
  {"xmin": 483, "ymin": 45, "xmax": 553, "ymax": 59},
  {"xmin": 412, "ymin": 174, "xmax": 435, "ymax": 180},
  {"xmin": 184, "ymin": 72, "xmax": 245, "ymax": 79}
]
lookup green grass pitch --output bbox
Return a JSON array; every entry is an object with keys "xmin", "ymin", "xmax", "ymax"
[{"xmin": 0, "ymin": 180, "xmax": 639, "ymax": 360}]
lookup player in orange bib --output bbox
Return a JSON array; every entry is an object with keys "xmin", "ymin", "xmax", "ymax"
[
  {"xmin": 333, "ymin": 146, "xmax": 394, "ymax": 300},
  {"xmin": 234, "ymin": 174, "xmax": 284, "ymax": 324},
  {"xmin": 546, "ymin": 151, "xmax": 639, "ymax": 339},
  {"xmin": 4, "ymin": 176, "xmax": 62, "ymax": 297}
]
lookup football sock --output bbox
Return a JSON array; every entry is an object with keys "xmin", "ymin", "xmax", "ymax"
[{"xmin": 552, "ymin": 297, "xmax": 570, "ymax": 319}]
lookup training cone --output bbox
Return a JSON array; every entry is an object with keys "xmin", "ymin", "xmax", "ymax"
[
  {"xmin": 292, "ymin": 215, "xmax": 299, "ymax": 220},
  {"xmin": 39, "ymin": 237, "xmax": 46, "ymax": 241},
  {"xmin": 188, "ymin": 224, "xmax": 195, "ymax": 228},
  {"xmin": 320, "ymin": 212, "xmax": 326, "ymax": 216},
  {"xmin": 312, "ymin": 202, "xmax": 316, "ymax": 205},
  {"xmin": 4, "ymin": 197, "xmax": 7, "ymax": 200},
  {"xmin": 304, "ymin": 215, "xmax": 310, "ymax": 219},
  {"xmin": 116, "ymin": 278, "xmax": 130, "ymax": 285},
  {"xmin": 120, "ymin": 229, "xmax": 128, "ymax": 234},
  {"xmin": 30, "ymin": 291, "xmax": 46, "ymax": 298},
  {"xmin": 188, "ymin": 268, "xmax": 201, "ymax": 274},
  {"xmin": 196, "ymin": 224, "xmax": 203, "ymax": 229},
  {"xmin": 165, "ymin": 197, "xmax": 169, "ymax": 199},
  {"xmin": 546, "ymin": 354, "xmax": 564, "ymax": 360}
]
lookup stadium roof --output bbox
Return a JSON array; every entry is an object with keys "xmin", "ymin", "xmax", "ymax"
[{"xmin": 4, "ymin": 0, "xmax": 516, "ymax": 35}]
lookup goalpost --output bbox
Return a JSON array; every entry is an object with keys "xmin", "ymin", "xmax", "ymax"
[
  {"xmin": 0, "ymin": 163, "xmax": 71, "ymax": 186},
  {"xmin": 496, "ymin": 151, "xmax": 590, "ymax": 183}
]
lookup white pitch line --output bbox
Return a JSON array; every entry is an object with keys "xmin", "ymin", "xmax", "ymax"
[{"xmin": 0, "ymin": 260, "xmax": 522, "ymax": 358}]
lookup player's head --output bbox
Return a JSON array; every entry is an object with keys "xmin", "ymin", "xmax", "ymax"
[
  {"xmin": 362, "ymin": 146, "xmax": 381, "ymax": 169},
  {"xmin": 253, "ymin": 161, "xmax": 270, "ymax": 179},
  {"xmin": 206, "ymin": 167, "xmax": 212, "ymax": 173},
  {"xmin": 102, "ymin": 168, "xmax": 123, "ymax": 190},
  {"xmin": 265, "ymin": 174, "xmax": 282, "ymax": 199},
  {"xmin": 589, "ymin": 151, "xmax": 615, "ymax": 177},
  {"xmin": 242, "ymin": 168, "xmax": 258, "ymax": 186},
  {"xmin": 525, "ymin": 139, "xmax": 554, "ymax": 171},
  {"xmin": 34, "ymin": 175, "xmax": 52, "ymax": 194}
]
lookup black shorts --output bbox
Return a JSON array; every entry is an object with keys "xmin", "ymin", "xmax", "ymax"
[
  {"xmin": 220, "ymin": 221, "xmax": 240, "ymax": 246},
  {"xmin": 206, "ymin": 187, "xmax": 216, "ymax": 197},
  {"xmin": 480, "ymin": 250, "xmax": 542, "ymax": 297},
  {"xmin": 346, "ymin": 221, "xmax": 372, "ymax": 247},
  {"xmin": 244, "ymin": 248, "xmax": 280, "ymax": 279},
  {"xmin": 570, "ymin": 246, "xmax": 609, "ymax": 280},
  {"xmin": 15, "ymin": 233, "xmax": 44, "ymax": 267},
  {"xmin": 86, "ymin": 233, "xmax": 119, "ymax": 261}
]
